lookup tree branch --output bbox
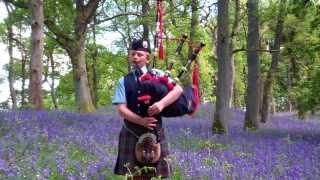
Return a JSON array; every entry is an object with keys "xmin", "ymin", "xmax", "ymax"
[
  {"xmin": 44, "ymin": 19, "xmax": 73, "ymax": 49},
  {"xmin": 94, "ymin": 12, "xmax": 141, "ymax": 26},
  {"xmin": 83, "ymin": 0, "xmax": 103, "ymax": 23},
  {"xmin": 2, "ymin": 0, "xmax": 29, "ymax": 9},
  {"xmin": 233, "ymin": 48, "xmax": 280, "ymax": 54}
]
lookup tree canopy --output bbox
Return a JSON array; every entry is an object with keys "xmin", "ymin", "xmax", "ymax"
[{"xmin": 0, "ymin": 0, "xmax": 318, "ymax": 120}]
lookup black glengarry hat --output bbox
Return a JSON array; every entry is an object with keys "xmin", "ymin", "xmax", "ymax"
[{"xmin": 130, "ymin": 39, "xmax": 151, "ymax": 53}]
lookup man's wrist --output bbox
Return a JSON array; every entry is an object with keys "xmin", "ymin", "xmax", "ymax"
[{"xmin": 135, "ymin": 116, "xmax": 144, "ymax": 126}]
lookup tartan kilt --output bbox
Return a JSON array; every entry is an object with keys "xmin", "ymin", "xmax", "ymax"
[{"xmin": 114, "ymin": 126, "xmax": 171, "ymax": 177}]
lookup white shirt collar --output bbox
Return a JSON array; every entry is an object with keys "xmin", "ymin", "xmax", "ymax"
[{"xmin": 141, "ymin": 66, "xmax": 148, "ymax": 74}]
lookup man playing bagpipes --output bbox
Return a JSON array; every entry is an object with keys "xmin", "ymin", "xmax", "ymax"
[
  {"xmin": 112, "ymin": 38, "xmax": 203, "ymax": 179},
  {"xmin": 112, "ymin": 39, "xmax": 183, "ymax": 179}
]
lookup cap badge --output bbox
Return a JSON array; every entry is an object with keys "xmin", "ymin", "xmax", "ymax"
[{"xmin": 143, "ymin": 41, "xmax": 148, "ymax": 48}]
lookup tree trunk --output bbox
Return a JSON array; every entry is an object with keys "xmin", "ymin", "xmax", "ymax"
[
  {"xmin": 286, "ymin": 65, "xmax": 293, "ymax": 112},
  {"xmin": 189, "ymin": 0, "xmax": 201, "ymax": 95},
  {"xmin": 126, "ymin": 4, "xmax": 132, "ymax": 72},
  {"xmin": 189, "ymin": 0, "xmax": 200, "ymax": 56},
  {"xmin": 142, "ymin": 0, "xmax": 150, "ymax": 43},
  {"xmin": 213, "ymin": 0, "xmax": 231, "ymax": 134},
  {"xmin": 44, "ymin": 0, "xmax": 100, "ymax": 112},
  {"xmin": 111, "ymin": 0, "xmax": 131, "ymax": 71},
  {"xmin": 271, "ymin": 96, "xmax": 276, "ymax": 114},
  {"xmin": 244, "ymin": 0, "xmax": 260, "ymax": 131},
  {"xmin": 178, "ymin": 0, "xmax": 200, "ymax": 86},
  {"xmin": 12, "ymin": 23, "xmax": 28, "ymax": 107},
  {"xmin": 48, "ymin": 51, "xmax": 58, "ymax": 109},
  {"xmin": 71, "ymin": 1, "xmax": 98, "ymax": 112},
  {"xmin": 21, "ymin": 49, "xmax": 28, "ymax": 107},
  {"xmin": 5, "ymin": 3, "xmax": 17, "ymax": 109},
  {"xmin": 90, "ymin": 15, "xmax": 99, "ymax": 107},
  {"xmin": 8, "ymin": 27, "xmax": 18, "ymax": 110},
  {"xmin": 168, "ymin": 0, "xmax": 176, "ymax": 26},
  {"xmin": 5, "ymin": 0, "xmax": 99, "ymax": 111},
  {"xmin": 121, "ymin": 1, "xmax": 132, "ymax": 71},
  {"xmin": 229, "ymin": 0, "xmax": 240, "ymax": 108},
  {"xmin": 29, "ymin": 0, "xmax": 44, "ymax": 110},
  {"xmin": 69, "ymin": 33, "xmax": 95, "ymax": 112},
  {"xmin": 20, "ymin": 45, "xmax": 27, "ymax": 107},
  {"xmin": 261, "ymin": 0, "xmax": 286, "ymax": 123}
]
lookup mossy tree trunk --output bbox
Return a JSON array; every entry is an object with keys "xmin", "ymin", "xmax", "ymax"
[
  {"xmin": 261, "ymin": 0, "xmax": 286, "ymax": 123},
  {"xmin": 213, "ymin": 0, "xmax": 231, "ymax": 134},
  {"xmin": 244, "ymin": 0, "xmax": 260, "ymax": 131}
]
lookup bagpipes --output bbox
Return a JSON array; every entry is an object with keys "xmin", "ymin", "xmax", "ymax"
[
  {"xmin": 137, "ymin": 35, "xmax": 205, "ymax": 117},
  {"xmin": 134, "ymin": 39, "xmax": 204, "ymax": 165},
  {"xmin": 134, "ymin": 0, "xmax": 205, "ymax": 165}
]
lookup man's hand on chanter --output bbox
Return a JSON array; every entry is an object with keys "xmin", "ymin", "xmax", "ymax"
[{"xmin": 148, "ymin": 102, "xmax": 164, "ymax": 116}]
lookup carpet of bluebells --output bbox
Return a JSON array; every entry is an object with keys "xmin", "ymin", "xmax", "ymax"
[{"xmin": 0, "ymin": 104, "xmax": 319, "ymax": 179}]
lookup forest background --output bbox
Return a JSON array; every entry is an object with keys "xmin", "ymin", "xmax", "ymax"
[{"xmin": 0, "ymin": 0, "xmax": 319, "ymax": 129}]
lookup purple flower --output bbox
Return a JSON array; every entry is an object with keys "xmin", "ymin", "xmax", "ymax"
[{"xmin": 0, "ymin": 105, "xmax": 319, "ymax": 179}]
